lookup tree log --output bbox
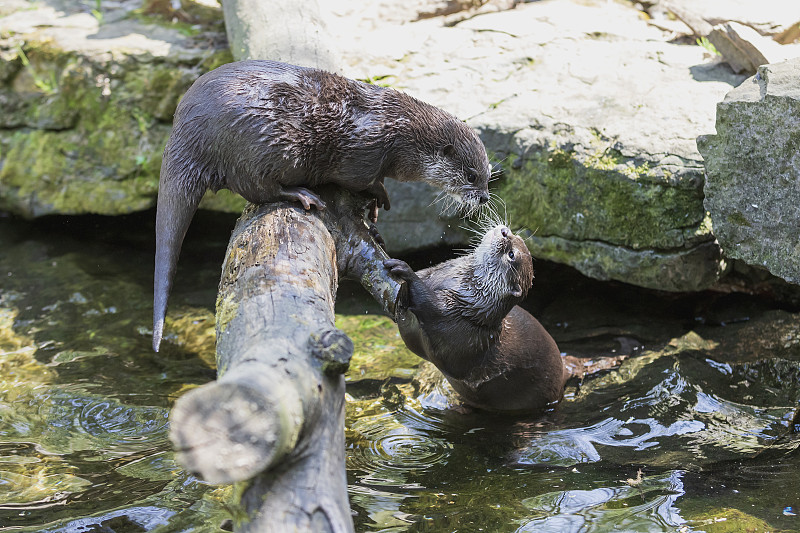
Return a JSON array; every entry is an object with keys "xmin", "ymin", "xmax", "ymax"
[
  {"xmin": 169, "ymin": 189, "xmax": 401, "ymax": 532},
  {"xmin": 221, "ymin": 0, "xmax": 341, "ymax": 72}
]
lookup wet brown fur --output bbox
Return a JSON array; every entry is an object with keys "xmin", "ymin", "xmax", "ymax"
[
  {"xmin": 386, "ymin": 226, "xmax": 567, "ymax": 413},
  {"xmin": 153, "ymin": 60, "xmax": 491, "ymax": 351}
]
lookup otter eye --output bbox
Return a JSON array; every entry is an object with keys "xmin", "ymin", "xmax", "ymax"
[
  {"xmin": 466, "ymin": 172, "xmax": 477, "ymax": 183},
  {"xmin": 508, "ymin": 250, "xmax": 515, "ymax": 260}
]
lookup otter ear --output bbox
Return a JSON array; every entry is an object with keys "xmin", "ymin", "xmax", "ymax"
[
  {"xmin": 439, "ymin": 144, "xmax": 456, "ymax": 158},
  {"xmin": 510, "ymin": 285, "xmax": 523, "ymax": 298}
]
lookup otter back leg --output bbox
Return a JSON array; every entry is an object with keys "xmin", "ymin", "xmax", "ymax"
[
  {"xmin": 153, "ymin": 179, "xmax": 205, "ymax": 352},
  {"xmin": 280, "ymin": 187, "xmax": 327, "ymax": 211}
]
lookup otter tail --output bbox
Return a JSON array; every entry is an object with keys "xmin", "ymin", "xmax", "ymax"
[{"xmin": 153, "ymin": 163, "xmax": 204, "ymax": 352}]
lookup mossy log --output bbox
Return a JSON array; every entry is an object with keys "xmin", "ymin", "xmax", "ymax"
[{"xmin": 169, "ymin": 188, "xmax": 401, "ymax": 532}]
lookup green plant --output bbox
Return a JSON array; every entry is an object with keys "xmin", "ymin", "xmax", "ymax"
[
  {"xmin": 696, "ymin": 36, "xmax": 720, "ymax": 56},
  {"xmin": 358, "ymin": 74, "xmax": 396, "ymax": 87},
  {"xmin": 91, "ymin": 0, "xmax": 103, "ymax": 24},
  {"xmin": 16, "ymin": 44, "xmax": 58, "ymax": 94}
]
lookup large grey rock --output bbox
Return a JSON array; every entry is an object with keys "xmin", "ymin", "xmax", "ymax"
[
  {"xmin": 0, "ymin": 0, "xmax": 758, "ymax": 290},
  {"xmin": 697, "ymin": 58, "xmax": 800, "ymax": 285},
  {"xmin": 326, "ymin": 0, "xmax": 744, "ymax": 290}
]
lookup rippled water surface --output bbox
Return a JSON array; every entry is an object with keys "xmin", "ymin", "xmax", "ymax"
[{"xmin": 0, "ymin": 212, "xmax": 798, "ymax": 532}]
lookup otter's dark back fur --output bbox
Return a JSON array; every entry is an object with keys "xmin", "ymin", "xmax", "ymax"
[
  {"xmin": 392, "ymin": 228, "xmax": 566, "ymax": 413},
  {"xmin": 153, "ymin": 60, "xmax": 491, "ymax": 351}
]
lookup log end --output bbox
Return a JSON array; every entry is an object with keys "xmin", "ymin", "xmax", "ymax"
[
  {"xmin": 310, "ymin": 328, "xmax": 354, "ymax": 376},
  {"xmin": 170, "ymin": 379, "xmax": 297, "ymax": 484}
]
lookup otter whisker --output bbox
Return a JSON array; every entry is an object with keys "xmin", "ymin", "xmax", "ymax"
[
  {"xmin": 429, "ymin": 189, "xmax": 448, "ymax": 209},
  {"xmin": 488, "ymin": 159, "xmax": 506, "ymax": 182},
  {"xmin": 476, "ymin": 211, "xmax": 503, "ymax": 232},
  {"xmin": 487, "ymin": 193, "xmax": 508, "ymax": 226}
]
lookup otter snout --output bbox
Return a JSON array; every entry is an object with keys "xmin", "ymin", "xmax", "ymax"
[{"xmin": 490, "ymin": 225, "xmax": 511, "ymax": 242}]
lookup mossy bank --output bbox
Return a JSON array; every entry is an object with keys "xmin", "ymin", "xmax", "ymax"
[
  {"xmin": 491, "ymin": 140, "xmax": 724, "ymax": 292},
  {"xmin": 0, "ymin": 1, "xmax": 236, "ymax": 217}
]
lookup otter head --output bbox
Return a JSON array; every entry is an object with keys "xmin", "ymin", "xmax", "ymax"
[
  {"xmin": 474, "ymin": 225, "xmax": 534, "ymax": 302},
  {"xmin": 418, "ymin": 122, "xmax": 491, "ymax": 214}
]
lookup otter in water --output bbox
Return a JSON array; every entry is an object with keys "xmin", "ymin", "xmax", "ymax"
[
  {"xmin": 153, "ymin": 60, "xmax": 492, "ymax": 351},
  {"xmin": 385, "ymin": 225, "xmax": 567, "ymax": 413}
]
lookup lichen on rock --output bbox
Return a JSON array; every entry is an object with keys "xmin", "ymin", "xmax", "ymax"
[
  {"xmin": 0, "ymin": 2, "xmax": 231, "ymax": 217},
  {"xmin": 698, "ymin": 57, "xmax": 800, "ymax": 286}
]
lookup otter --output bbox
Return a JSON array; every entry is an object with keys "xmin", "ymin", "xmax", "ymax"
[
  {"xmin": 153, "ymin": 60, "xmax": 492, "ymax": 352},
  {"xmin": 384, "ymin": 225, "xmax": 567, "ymax": 413}
]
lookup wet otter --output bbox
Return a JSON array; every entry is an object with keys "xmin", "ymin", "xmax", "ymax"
[
  {"xmin": 385, "ymin": 225, "xmax": 567, "ymax": 413},
  {"xmin": 153, "ymin": 60, "xmax": 492, "ymax": 352}
]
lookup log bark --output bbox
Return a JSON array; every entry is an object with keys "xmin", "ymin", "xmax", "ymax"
[
  {"xmin": 221, "ymin": 0, "xmax": 341, "ymax": 72},
  {"xmin": 169, "ymin": 189, "xmax": 401, "ymax": 532}
]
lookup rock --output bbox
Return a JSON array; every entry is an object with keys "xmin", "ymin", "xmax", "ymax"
[
  {"xmin": 325, "ymin": 0, "xmax": 744, "ymax": 290},
  {"xmin": 0, "ymin": 1, "xmax": 230, "ymax": 217},
  {"xmin": 707, "ymin": 21, "xmax": 800, "ymax": 75},
  {"xmin": 697, "ymin": 57, "xmax": 800, "ymax": 286},
  {"xmin": 650, "ymin": 0, "xmax": 800, "ymax": 39},
  {"xmin": 0, "ymin": 0, "xmax": 754, "ymax": 289},
  {"xmin": 654, "ymin": 0, "xmax": 713, "ymax": 37},
  {"xmin": 222, "ymin": 0, "xmax": 341, "ymax": 71}
]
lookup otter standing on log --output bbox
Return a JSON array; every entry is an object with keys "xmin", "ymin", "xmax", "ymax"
[
  {"xmin": 385, "ymin": 225, "xmax": 567, "ymax": 413},
  {"xmin": 153, "ymin": 60, "xmax": 492, "ymax": 352}
]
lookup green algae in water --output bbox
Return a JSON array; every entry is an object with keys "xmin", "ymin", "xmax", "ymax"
[
  {"xmin": 338, "ymin": 314, "xmax": 421, "ymax": 383},
  {"xmin": 0, "ymin": 214, "xmax": 233, "ymax": 531},
  {"xmin": 1, "ymin": 212, "xmax": 799, "ymax": 532}
]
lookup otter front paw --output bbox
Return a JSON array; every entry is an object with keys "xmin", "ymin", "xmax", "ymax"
[
  {"xmin": 281, "ymin": 187, "xmax": 327, "ymax": 211},
  {"xmin": 384, "ymin": 258, "xmax": 415, "ymax": 281}
]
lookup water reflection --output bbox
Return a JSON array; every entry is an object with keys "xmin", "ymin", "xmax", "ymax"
[
  {"xmin": 0, "ymin": 215, "xmax": 232, "ymax": 531},
  {"xmin": 510, "ymin": 417, "xmax": 705, "ymax": 466},
  {"xmin": 518, "ymin": 471, "xmax": 686, "ymax": 532},
  {"xmin": 348, "ymin": 399, "xmax": 454, "ymax": 488},
  {"xmin": 1, "ymin": 214, "xmax": 799, "ymax": 532},
  {"xmin": 40, "ymin": 506, "xmax": 176, "ymax": 532},
  {"xmin": 345, "ymin": 320, "xmax": 800, "ymax": 532}
]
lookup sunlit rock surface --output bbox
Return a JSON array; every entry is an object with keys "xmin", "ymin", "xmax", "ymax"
[
  {"xmin": 326, "ymin": 0, "xmax": 746, "ymax": 290},
  {"xmin": 0, "ymin": 0, "xmax": 759, "ymax": 290},
  {"xmin": 698, "ymin": 57, "xmax": 800, "ymax": 286},
  {"xmin": 0, "ymin": 0, "xmax": 232, "ymax": 217}
]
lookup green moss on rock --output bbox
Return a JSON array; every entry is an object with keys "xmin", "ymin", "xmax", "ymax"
[
  {"xmin": 337, "ymin": 314, "xmax": 420, "ymax": 382},
  {"xmin": 687, "ymin": 508, "xmax": 788, "ymax": 533},
  {"xmin": 699, "ymin": 60, "xmax": 800, "ymax": 285},
  {"xmin": 497, "ymin": 148, "xmax": 708, "ymax": 251},
  {"xmin": 199, "ymin": 190, "xmax": 248, "ymax": 213},
  {"xmin": 0, "ymin": 40, "xmax": 233, "ymax": 217},
  {"xmin": 522, "ymin": 232, "xmax": 724, "ymax": 291}
]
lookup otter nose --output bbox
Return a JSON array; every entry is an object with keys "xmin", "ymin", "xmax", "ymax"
[
  {"xmin": 478, "ymin": 194, "xmax": 489, "ymax": 205},
  {"xmin": 500, "ymin": 226, "xmax": 510, "ymax": 237}
]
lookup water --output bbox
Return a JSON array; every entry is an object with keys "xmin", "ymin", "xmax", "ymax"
[{"xmin": 0, "ymin": 211, "xmax": 798, "ymax": 532}]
